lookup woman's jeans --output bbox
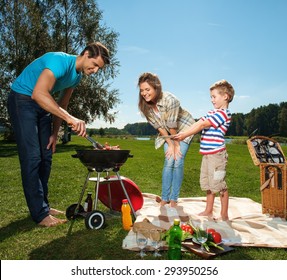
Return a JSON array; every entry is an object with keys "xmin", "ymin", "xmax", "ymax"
[
  {"xmin": 161, "ymin": 141, "xmax": 190, "ymax": 202},
  {"xmin": 8, "ymin": 91, "xmax": 52, "ymax": 223}
]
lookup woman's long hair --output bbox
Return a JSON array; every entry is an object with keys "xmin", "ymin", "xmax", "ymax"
[{"xmin": 137, "ymin": 72, "xmax": 163, "ymax": 118}]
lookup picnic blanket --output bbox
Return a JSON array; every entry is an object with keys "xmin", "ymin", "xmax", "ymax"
[{"xmin": 122, "ymin": 193, "xmax": 287, "ymax": 250}]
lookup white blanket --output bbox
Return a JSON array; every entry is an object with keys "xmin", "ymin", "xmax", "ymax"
[{"xmin": 123, "ymin": 193, "xmax": 287, "ymax": 250}]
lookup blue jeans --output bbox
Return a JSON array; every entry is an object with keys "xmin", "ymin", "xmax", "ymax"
[
  {"xmin": 161, "ymin": 141, "xmax": 190, "ymax": 202},
  {"xmin": 8, "ymin": 91, "xmax": 52, "ymax": 223}
]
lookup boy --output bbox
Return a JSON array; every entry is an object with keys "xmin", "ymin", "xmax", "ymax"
[{"xmin": 173, "ymin": 80, "xmax": 235, "ymax": 220}]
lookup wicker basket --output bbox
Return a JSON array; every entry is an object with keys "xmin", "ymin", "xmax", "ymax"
[
  {"xmin": 247, "ymin": 135, "xmax": 287, "ymax": 218},
  {"xmin": 247, "ymin": 135, "xmax": 286, "ymax": 166},
  {"xmin": 260, "ymin": 163, "xmax": 287, "ymax": 219}
]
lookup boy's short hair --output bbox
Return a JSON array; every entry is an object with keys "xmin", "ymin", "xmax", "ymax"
[{"xmin": 210, "ymin": 79, "xmax": 235, "ymax": 102}]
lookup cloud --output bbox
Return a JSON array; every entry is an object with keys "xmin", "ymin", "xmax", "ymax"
[
  {"xmin": 120, "ymin": 45, "xmax": 150, "ymax": 55},
  {"xmin": 236, "ymin": 95, "xmax": 250, "ymax": 99},
  {"xmin": 207, "ymin": 22, "xmax": 223, "ymax": 27}
]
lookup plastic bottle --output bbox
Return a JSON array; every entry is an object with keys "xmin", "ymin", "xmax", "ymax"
[
  {"xmin": 121, "ymin": 199, "xmax": 133, "ymax": 230},
  {"xmin": 84, "ymin": 192, "xmax": 93, "ymax": 212},
  {"xmin": 168, "ymin": 218, "xmax": 182, "ymax": 260}
]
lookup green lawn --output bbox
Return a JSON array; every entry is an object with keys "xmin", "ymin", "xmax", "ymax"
[{"xmin": 0, "ymin": 136, "xmax": 286, "ymax": 260}]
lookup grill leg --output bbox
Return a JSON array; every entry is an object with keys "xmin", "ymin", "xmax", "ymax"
[
  {"xmin": 115, "ymin": 171, "xmax": 136, "ymax": 219},
  {"xmin": 76, "ymin": 170, "xmax": 92, "ymax": 213},
  {"xmin": 94, "ymin": 171, "xmax": 101, "ymax": 210},
  {"xmin": 107, "ymin": 182, "xmax": 113, "ymax": 210},
  {"xmin": 68, "ymin": 170, "xmax": 92, "ymax": 235}
]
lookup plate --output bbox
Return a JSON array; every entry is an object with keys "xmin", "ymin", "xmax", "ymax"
[
  {"xmin": 192, "ymin": 237, "xmax": 223, "ymax": 246},
  {"xmin": 192, "ymin": 237, "xmax": 201, "ymax": 245},
  {"xmin": 182, "ymin": 242, "xmax": 234, "ymax": 259}
]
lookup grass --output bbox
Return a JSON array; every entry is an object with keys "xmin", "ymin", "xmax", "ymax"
[{"xmin": 0, "ymin": 136, "xmax": 286, "ymax": 260}]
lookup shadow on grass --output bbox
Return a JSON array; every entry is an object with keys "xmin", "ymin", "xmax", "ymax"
[
  {"xmin": 0, "ymin": 140, "xmax": 19, "ymax": 157},
  {"xmin": 29, "ymin": 220, "xmax": 136, "ymax": 260},
  {"xmin": 0, "ymin": 139, "xmax": 90, "ymax": 158},
  {"xmin": 0, "ymin": 216, "xmax": 36, "ymax": 243},
  {"xmin": 28, "ymin": 226, "xmax": 253, "ymax": 260}
]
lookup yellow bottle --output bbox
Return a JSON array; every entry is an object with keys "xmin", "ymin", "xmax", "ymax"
[{"xmin": 121, "ymin": 199, "xmax": 133, "ymax": 230}]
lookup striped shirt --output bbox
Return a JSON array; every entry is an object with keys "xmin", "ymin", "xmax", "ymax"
[
  {"xmin": 200, "ymin": 108, "xmax": 231, "ymax": 155},
  {"xmin": 147, "ymin": 92, "xmax": 195, "ymax": 149}
]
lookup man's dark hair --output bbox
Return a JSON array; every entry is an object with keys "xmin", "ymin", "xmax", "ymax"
[{"xmin": 80, "ymin": 42, "xmax": 110, "ymax": 65}]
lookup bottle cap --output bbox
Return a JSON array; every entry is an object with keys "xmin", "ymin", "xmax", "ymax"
[
  {"xmin": 122, "ymin": 199, "xmax": 128, "ymax": 203},
  {"xmin": 174, "ymin": 219, "xmax": 180, "ymax": 225}
]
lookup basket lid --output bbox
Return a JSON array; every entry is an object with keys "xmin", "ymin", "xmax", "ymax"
[{"xmin": 247, "ymin": 136, "xmax": 286, "ymax": 166}]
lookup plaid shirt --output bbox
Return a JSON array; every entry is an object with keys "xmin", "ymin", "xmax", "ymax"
[{"xmin": 147, "ymin": 92, "xmax": 195, "ymax": 149}]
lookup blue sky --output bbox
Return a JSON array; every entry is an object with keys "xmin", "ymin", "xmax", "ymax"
[{"xmin": 90, "ymin": 0, "xmax": 287, "ymax": 129}]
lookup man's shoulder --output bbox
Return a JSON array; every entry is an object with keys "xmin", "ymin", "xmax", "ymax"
[{"xmin": 42, "ymin": 52, "xmax": 73, "ymax": 61}]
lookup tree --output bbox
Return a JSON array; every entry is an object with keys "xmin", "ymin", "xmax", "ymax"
[
  {"xmin": 0, "ymin": 0, "xmax": 120, "ymax": 140},
  {"xmin": 0, "ymin": 0, "xmax": 53, "ymax": 139},
  {"xmin": 124, "ymin": 122, "xmax": 157, "ymax": 136},
  {"xmin": 228, "ymin": 113, "xmax": 245, "ymax": 136},
  {"xmin": 278, "ymin": 105, "xmax": 287, "ymax": 137},
  {"xmin": 99, "ymin": 127, "xmax": 105, "ymax": 137}
]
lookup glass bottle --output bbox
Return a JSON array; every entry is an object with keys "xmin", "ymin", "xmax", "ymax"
[
  {"xmin": 168, "ymin": 219, "xmax": 182, "ymax": 260},
  {"xmin": 121, "ymin": 199, "xmax": 133, "ymax": 230},
  {"xmin": 84, "ymin": 192, "xmax": 93, "ymax": 212}
]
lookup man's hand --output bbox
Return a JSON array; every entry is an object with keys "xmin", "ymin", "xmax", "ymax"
[
  {"xmin": 68, "ymin": 117, "xmax": 86, "ymax": 137},
  {"xmin": 47, "ymin": 134, "xmax": 57, "ymax": 153}
]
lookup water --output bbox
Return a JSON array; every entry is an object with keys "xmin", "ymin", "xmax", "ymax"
[
  {"xmin": 135, "ymin": 137, "xmax": 151, "ymax": 140},
  {"xmin": 225, "ymin": 138, "xmax": 233, "ymax": 144}
]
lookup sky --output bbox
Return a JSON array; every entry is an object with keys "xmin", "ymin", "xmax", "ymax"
[{"xmin": 89, "ymin": 0, "xmax": 287, "ymax": 129}]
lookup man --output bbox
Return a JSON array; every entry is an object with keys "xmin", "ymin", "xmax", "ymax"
[{"xmin": 8, "ymin": 42, "xmax": 110, "ymax": 227}]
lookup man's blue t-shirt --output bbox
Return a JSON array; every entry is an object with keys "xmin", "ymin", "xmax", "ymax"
[{"xmin": 11, "ymin": 52, "xmax": 82, "ymax": 96}]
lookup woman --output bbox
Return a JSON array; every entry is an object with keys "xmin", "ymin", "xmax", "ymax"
[{"xmin": 138, "ymin": 72, "xmax": 195, "ymax": 207}]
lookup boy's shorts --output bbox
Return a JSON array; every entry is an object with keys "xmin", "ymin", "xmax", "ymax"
[{"xmin": 200, "ymin": 150, "xmax": 228, "ymax": 194}]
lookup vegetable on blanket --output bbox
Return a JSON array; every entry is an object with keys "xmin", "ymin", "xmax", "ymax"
[{"xmin": 162, "ymin": 220, "xmax": 224, "ymax": 252}]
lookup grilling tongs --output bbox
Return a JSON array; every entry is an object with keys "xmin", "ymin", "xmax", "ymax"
[
  {"xmin": 86, "ymin": 136, "xmax": 104, "ymax": 149},
  {"xmin": 67, "ymin": 121, "xmax": 104, "ymax": 149}
]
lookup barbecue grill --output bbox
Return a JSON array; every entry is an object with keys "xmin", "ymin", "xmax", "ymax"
[{"xmin": 66, "ymin": 148, "xmax": 143, "ymax": 230}]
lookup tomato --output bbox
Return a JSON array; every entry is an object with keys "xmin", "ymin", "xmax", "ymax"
[
  {"xmin": 207, "ymin": 228, "xmax": 216, "ymax": 234},
  {"xmin": 212, "ymin": 231, "xmax": 222, "ymax": 244},
  {"xmin": 181, "ymin": 224, "xmax": 194, "ymax": 235},
  {"xmin": 185, "ymin": 224, "xmax": 194, "ymax": 234},
  {"xmin": 181, "ymin": 224, "xmax": 187, "ymax": 231}
]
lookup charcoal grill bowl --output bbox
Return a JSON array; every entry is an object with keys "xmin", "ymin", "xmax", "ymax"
[{"xmin": 72, "ymin": 149, "xmax": 132, "ymax": 171}]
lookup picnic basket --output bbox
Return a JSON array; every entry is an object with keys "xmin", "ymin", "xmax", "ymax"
[
  {"xmin": 247, "ymin": 135, "xmax": 287, "ymax": 219},
  {"xmin": 246, "ymin": 135, "xmax": 286, "ymax": 166}
]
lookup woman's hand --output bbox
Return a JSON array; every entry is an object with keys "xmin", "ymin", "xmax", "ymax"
[
  {"xmin": 165, "ymin": 143, "xmax": 175, "ymax": 160},
  {"xmin": 165, "ymin": 141, "xmax": 182, "ymax": 160},
  {"xmin": 173, "ymin": 142, "xmax": 182, "ymax": 160}
]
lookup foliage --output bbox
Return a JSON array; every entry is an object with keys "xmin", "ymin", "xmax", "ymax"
[
  {"xmin": 124, "ymin": 122, "xmax": 157, "ymax": 136},
  {"xmin": 86, "ymin": 102, "xmax": 287, "ymax": 138},
  {"xmin": 0, "ymin": 0, "xmax": 120, "ymax": 139},
  {"xmin": 0, "ymin": 136, "xmax": 287, "ymax": 260},
  {"xmin": 229, "ymin": 102, "xmax": 287, "ymax": 137}
]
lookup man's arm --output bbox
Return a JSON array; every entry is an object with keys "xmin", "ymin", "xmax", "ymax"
[
  {"xmin": 51, "ymin": 88, "xmax": 74, "ymax": 137},
  {"xmin": 31, "ymin": 68, "xmax": 86, "ymax": 136}
]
